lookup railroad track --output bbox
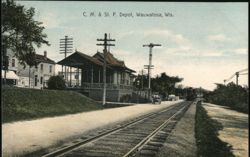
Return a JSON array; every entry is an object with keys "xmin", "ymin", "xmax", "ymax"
[{"xmin": 42, "ymin": 101, "xmax": 193, "ymax": 157}]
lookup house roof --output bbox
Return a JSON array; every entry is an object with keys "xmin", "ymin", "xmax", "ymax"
[{"xmin": 35, "ymin": 54, "xmax": 55, "ymax": 64}]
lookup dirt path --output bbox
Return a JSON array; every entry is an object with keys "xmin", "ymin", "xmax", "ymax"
[
  {"xmin": 2, "ymin": 100, "xmax": 182, "ymax": 157},
  {"xmin": 203, "ymin": 103, "xmax": 248, "ymax": 157}
]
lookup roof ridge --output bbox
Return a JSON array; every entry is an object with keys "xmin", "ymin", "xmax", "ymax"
[{"xmin": 35, "ymin": 53, "xmax": 55, "ymax": 64}]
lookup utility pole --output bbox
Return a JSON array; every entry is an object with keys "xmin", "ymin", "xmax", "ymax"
[
  {"xmin": 143, "ymin": 43, "xmax": 161, "ymax": 99},
  {"xmin": 139, "ymin": 69, "xmax": 145, "ymax": 90},
  {"xmin": 144, "ymin": 64, "xmax": 154, "ymax": 89},
  {"xmin": 236, "ymin": 72, "xmax": 239, "ymax": 85},
  {"xmin": 97, "ymin": 33, "xmax": 115, "ymax": 105},
  {"xmin": 224, "ymin": 68, "xmax": 248, "ymax": 85},
  {"xmin": 60, "ymin": 36, "xmax": 73, "ymax": 81},
  {"xmin": 108, "ymin": 33, "xmax": 111, "ymax": 52}
]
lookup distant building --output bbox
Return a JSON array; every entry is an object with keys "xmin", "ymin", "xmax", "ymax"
[
  {"xmin": 2, "ymin": 49, "xmax": 56, "ymax": 88},
  {"xmin": 17, "ymin": 51, "xmax": 56, "ymax": 89},
  {"xmin": 1, "ymin": 49, "xmax": 20, "ymax": 85},
  {"xmin": 57, "ymin": 50, "xmax": 136, "ymax": 102}
]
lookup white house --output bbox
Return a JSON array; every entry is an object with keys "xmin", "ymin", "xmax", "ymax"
[
  {"xmin": 2, "ymin": 49, "xmax": 56, "ymax": 89},
  {"xmin": 17, "ymin": 51, "xmax": 56, "ymax": 89},
  {"xmin": 1, "ymin": 49, "xmax": 20, "ymax": 85}
]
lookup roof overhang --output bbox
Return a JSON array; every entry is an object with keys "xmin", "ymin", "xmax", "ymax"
[{"xmin": 2, "ymin": 70, "xmax": 19, "ymax": 80}]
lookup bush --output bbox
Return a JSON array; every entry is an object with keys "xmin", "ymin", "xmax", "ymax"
[
  {"xmin": 204, "ymin": 82, "xmax": 248, "ymax": 113},
  {"xmin": 47, "ymin": 75, "xmax": 66, "ymax": 90}
]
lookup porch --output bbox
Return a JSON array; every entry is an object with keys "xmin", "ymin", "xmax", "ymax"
[{"xmin": 57, "ymin": 51, "xmax": 136, "ymax": 102}]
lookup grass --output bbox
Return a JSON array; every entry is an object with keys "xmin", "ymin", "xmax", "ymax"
[
  {"xmin": 2, "ymin": 87, "xmax": 104, "ymax": 123},
  {"xmin": 195, "ymin": 101, "xmax": 235, "ymax": 157}
]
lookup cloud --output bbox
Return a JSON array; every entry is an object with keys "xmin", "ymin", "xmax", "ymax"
[
  {"xmin": 144, "ymin": 29, "xmax": 191, "ymax": 46},
  {"xmin": 37, "ymin": 11, "xmax": 75, "ymax": 30},
  {"xmin": 38, "ymin": 12, "xmax": 60, "ymax": 29},
  {"xmin": 198, "ymin": 50, "xmax": 223, "ymax": 57},
  {"xmin": 207, "ymin": 34, "xmax": 231, "ymax": 42},
  {"xmin": 117, "ymin": 31, "xmax": 138, "ymax": 40},
  {"xmin": 234, "ymin": 48, "xmax": 248, "ymax": 55},
  {"xmin": 115, "ymin": 49, "xmax": 133, "ymax": 56},
  {"xmin": 118, "ymin": 30, "xmax": 231, "ymax": 59},
  {"xmin": 160, "ymin": 46, "xmax": 223, "ymax": 57}
]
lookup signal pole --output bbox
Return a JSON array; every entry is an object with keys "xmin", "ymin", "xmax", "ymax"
[
  {"xmin": 97, "ymin": 33, "xmax": 115, "ymax": 105},
  {"xmin": 139, "ymin": 69, "xmax": 145, "ymax": 90},
  {"xmin": 224, "ymin": 68, "xmax": 248, "ymax": 85},
  {"xmin": 236, "ymin": 72, "xmax": 239, "ymax": 85},
  {"xmin": 143, "ymin": 43, "xmax": 161, "ymax": 99},
  {"xmin": 60, "ymin": 36, "xmax": 73, "ymax": 81},
  {"xmin": 144, "ymin": 64, "xmax": 154, "ymax": 89}
]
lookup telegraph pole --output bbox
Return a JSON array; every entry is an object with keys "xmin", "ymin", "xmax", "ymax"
[
  {"xmin": 60, "ymin": 36, "xmax": 73, "ymax": 81},
  {"xmin": 143, "ymin": 43, "xmax": 161, "ymax": 99},
  {"xmin": 144, "ymin": 64, "xmax": 154, "ymax": 89},
  {"xmin": 236, "ymin": 72, "xmax": 239, "ymax": 85},
  {"xmin": 97, "ymin": 33, "xmax": 115, "ymax": 105},
  {"xmin": 139, "ymin": 69, "xmax": 145, "ymax": 90}
]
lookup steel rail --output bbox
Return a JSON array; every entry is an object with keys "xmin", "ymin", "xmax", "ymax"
[
  {"xmin": 122, "ymin": 103, "xmax": 189, "ymax": 157},
  {"xmin": 41, "ymin": 102, "xmax": 182, "ymax": 157}
]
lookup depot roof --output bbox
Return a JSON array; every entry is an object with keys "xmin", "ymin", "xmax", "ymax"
[{"xmin": 57, "ymin": 51, "xmax": 135, "ymax": 73}]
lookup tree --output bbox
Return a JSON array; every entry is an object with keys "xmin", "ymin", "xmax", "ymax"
[
  {"xmin": 133, "ymin": 74, "xmax": 148, "ymax": 90},
  {"xmin": 2, "ymin": 0, "xmax": 50, "ymax": 68},
  {"xmin": 205, "ymin": 82, "xmax": 248, "ymax": 113},
  {"xmin": 47, "ymin": 76, "xmax": 66, "ymax": 90},
  {"xmin": 151, "ymin": 72, "xmax": 183, "ymax": 97}
]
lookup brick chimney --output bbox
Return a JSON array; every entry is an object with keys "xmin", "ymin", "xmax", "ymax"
[{"xmin": 44, "ymin": 51, "xmax": 47, "ymax": 58}]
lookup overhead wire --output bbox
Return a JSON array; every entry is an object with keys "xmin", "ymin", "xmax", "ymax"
[
  {"xmin": 239, "ymin": 73, "xmax": 248, "ymax": 75},
  {"xmin": 224, "ymin": 68, "xmax": 248, "ymax": 83},
  {"xmin": 225, "ymin": 73, "xmax": 236, "ymax": 83},
  {"xmin": 237, "ymin": 68, "xmax": 248, "ymax": 73}
]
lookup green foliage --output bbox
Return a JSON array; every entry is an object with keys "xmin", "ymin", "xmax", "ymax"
[
  {"xmin": 134, "ymin": 72, "xmax": 183, "ymax": 98},
  {"xmin": 204, "ymin": 82, "xmax": 248, "ymax": 113},
  {"xmin": 47, "ymin": 76, "xmax": 66, "ymax": 90},
  {"xmin": 2, "ymin": 0, "xmax": 49, "ymax": 67},
  {"xmin": 195, "ymin": 101, "xmax": 234, "ymax": 157},
  {"xmin": 2, "ymin": 87, "xmax": 103, "ymax": 123},
  {"xmin": 133, "ymin": 74, "xmax": 148, "ymax": 90},
  {"xmin": 152, "ymin": 73, "xmax": 183, "ymax": 98}
]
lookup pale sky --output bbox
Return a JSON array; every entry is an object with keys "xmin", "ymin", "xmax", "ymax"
[{"xmin": 18, "ymin": 1, "xmax": 248, "ymax": 90}]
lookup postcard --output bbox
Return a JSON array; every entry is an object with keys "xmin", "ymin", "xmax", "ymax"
[{"xmin": 2, "ymin": 1, "xmax": 248, "ymax": 157}]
